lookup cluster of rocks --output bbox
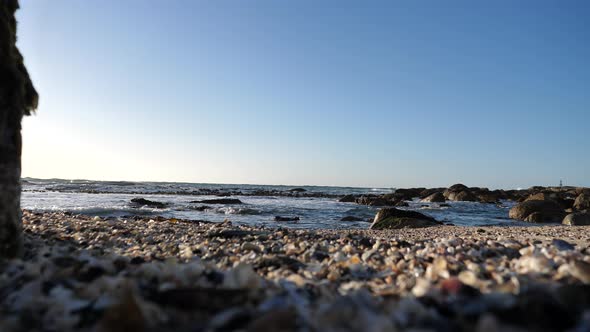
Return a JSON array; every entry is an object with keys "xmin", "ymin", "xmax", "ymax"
[
  {"xmin": 2, "ymin": 211, "xmax": 590, "ymax": 331},
  {"xmin": 509, "ymin": 189, "xmax": 590, "ymax": 225},
  {"xmin": 340, "ymin": 184, "xmax": 590, "ymax": 227},
  {"xmin": 49, "ymin": 187, "xmax": 339, "ymax": 199},
  {"xmin": 340, "ymin": 184, "xmax": 523, "ymax": 207}
]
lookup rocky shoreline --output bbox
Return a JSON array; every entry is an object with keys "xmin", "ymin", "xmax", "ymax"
[
  {"xmin": 347, "ymin": 184, "xmax": 590, "ymax": 227},
  {"xmin": 1, "ymin": 211, "xmax": 590, "ymax": 331}
]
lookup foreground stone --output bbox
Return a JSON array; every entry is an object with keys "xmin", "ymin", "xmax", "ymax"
[
  {"xmin": 2, "ymin": 211, "xmax": 590, "ymax": 331},
  {"xmin": 370, "ymin": 208, "xmax": 440, "ymax": 230}
]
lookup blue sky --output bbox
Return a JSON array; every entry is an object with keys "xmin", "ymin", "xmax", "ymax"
[{"xmin": 17, "ymin": 1, "xmax": 590, "ymax": 188}]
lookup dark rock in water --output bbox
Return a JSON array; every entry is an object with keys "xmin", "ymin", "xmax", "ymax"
[
  {"xmin": 574, "ymin": 193, "xmax": 590, "ymax": 211},
  {"xmin": 449, "ymin": 183, "xmax": 469, "ymax": 191},
  {"xmin": 370, "ymin": 217, "xmax": 440, "ymax": 230},
  {"xmin": 340, "ymin": 216, "xmax": 364, "ymax": 222},
  {"xmin": 440, "ymin": 203, "xmax": 451, "ymax": 207},
  {"xmin": 453, "ymin": 190, "xmax": 478, "ymax": 202},
  {"xmin": 476, "ymin": 192, "xmax": 501, "ymax": 204},
  {"xmin": 388, "ymin": 188, "xmax": 423, "ymax": 201},
  {"xmin": 289, "ymin": 188, "xmax": 307, "ymax": 192},
  {"xmin": 395, "ymin": 201, "xmax": 409, "ymax": 207},
  {"xmin": 191, "ymin": 198, "xmax": 243, "ymax": 204},
  {"xmin": 562, "ymin": 212, "xmax": 590, "ymax": 226},
  {"xmin": 369, "ymin": 198, "xmax": 394, "ymax": 206},
  {"xmin": 338, "ymin": 195, "xmax": 356, "ymax": 203},
  {"xmin": 191, "ymin": 205, "xmax": 211, "ymax": 211},
  {"xmin": 419, "ymin": 188, "xmax": 446, "ymax": 198},
  {"xmin": 355, "ymin": 196, "xmax": 394, "ymax": 206},
  {"xmin": 130, "ymin": 198, "xmax": 168, "ymax": 209},
  {"xmin": 370, "ymin": 208, "xmax": 440, "ymax": 230},
  {"xmin": 274, "ymin": 216, "xmax": 300, "ymax": 222},
  {"xmin": 509, "ymin": 200, "xmax": 565, "ymax": 223},
  {"xmin": 215, "ymin": 192, "xmax": 232, "ymax": 197},
  {"xmin": 373, "ymin": 207, "xmax": 437, "ymax": 222},
  {"xmin": 421, "ymin": 192, "xmax": 445, "ymax": 203}
]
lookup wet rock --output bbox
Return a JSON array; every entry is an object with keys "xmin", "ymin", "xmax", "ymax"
[
  {"xmin": 476, "ymin": 192, "xmax": 501, "ymax": 204},
  {"xmin": 289, "ymin": 188, "xmax": 307, "ymax": 192},
  {"xmin": 574, "ymin": 193, "xmax": 590, "ymax": 211},
  {"xmin": 356, "ymin": 196, "xmax": 393, "ymax": 206},
  {"xmin": 509, "ymin": 200, "xmax": 565, "ymax": 223},
  {"xmin": 370, "ymin": 208, "xmax": 440, "ymax": 230},
  {"xmin": 449, "ymin": 184, "xmax": 469, "ymax": 191},
  {"xmin": 338, "ymin": 195, "xmax": 356, "ymax": 203},
  {"xmin": 130, "ymin": 198, "xmax": 168, "ymax": 209},
  {"xmin": 421, "ymin": 192, "xmax": 446, "ymax": 203},
  {"xmin": 274, "ymin": 216, "xmax": 300, "ymax": 222},
  {"xmin": 453, "ymin": 190, "xmax": 478, "ymax": 202},
  {"xmin": 563, "ymin": 212, "xmax": 590, "ymax": 226},
  {"xmin": 191, "ymin": 198, "xmax": 243, "ymax": 204},
  {"xmin": 190, "ymin": 205, "xmax": 211, "ymax": 211},
  {"xmin": 388, "ymin": 188, "xmax": 423, "ymax": 201}
]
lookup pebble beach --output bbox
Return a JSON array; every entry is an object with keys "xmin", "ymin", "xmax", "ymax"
[{"xmin": 2, "ymin": 211, "xmax": 590, "ymax": 331}]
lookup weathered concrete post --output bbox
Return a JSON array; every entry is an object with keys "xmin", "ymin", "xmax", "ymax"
[{"xmin": 0, "ymin": 0, "xmax": 38, "ymax": 258}]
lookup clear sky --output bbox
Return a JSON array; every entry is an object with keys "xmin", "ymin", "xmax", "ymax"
[{"xmin": 16, "ymin": 0, "xmax": 590, "ymax": 189}]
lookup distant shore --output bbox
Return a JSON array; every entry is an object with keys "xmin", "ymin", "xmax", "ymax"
[{"xmin": 2, "ymin": 211, "xmax": 589, "ymax": 331}]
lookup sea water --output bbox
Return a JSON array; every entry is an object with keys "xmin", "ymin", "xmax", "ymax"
[{"xmin": 21, "ymin": 178, "xmax": 523, "ymax": 229}]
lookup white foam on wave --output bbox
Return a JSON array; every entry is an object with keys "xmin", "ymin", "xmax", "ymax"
[{"xmin": 214, "ymin": 207, "xmax": 261, "ymax": 215}]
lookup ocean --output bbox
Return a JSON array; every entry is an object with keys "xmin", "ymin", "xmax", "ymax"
[{"xmin": 21, "ymin": 178, "xmax": 523, "ymax": 229}]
